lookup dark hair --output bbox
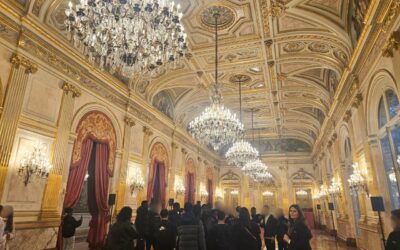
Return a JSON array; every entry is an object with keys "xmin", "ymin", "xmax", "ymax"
[
  {"xmin": 117, "ymin": 206, "xmax": 133, "ymax": 223},
  {"xmin": 160, "ymin": 209, "xmax": 169, "ymax": 218},
  {"xmin": 238, "ymin": 207, "xmax": 251, "ymax": 228},
  {"xmin": 288, "ymin": 204, "xmax": 306, "ymax": 223},
  {"xmin": 64, "ymin": 207, "xmax": 73, "ymax": 214},
  {"xmin": 141, "ymin": 200, "xmax": 148, "ymax": 206},
  {"xmin": 392, "ymin": 209, "xmax": 400, "ymax": 219},
  {"xmin": 250, "ymin": 207, "xmax": 256, "ymax": 214},
  {"xmin": 173, "ymin": 202, "xmax": 180, "ymax": 210},
  {"xmin": 4, "ymin": 206, "xmax": 13, "ymax": 233},
  {"xmin": 217, "ymin": 210, "xmax": 225, "ymax": 221},
  {"xmin": 184, "ymin": 202, "xmax": 193, "ymax": 212},
  {"xmin": 193, "ymin": 204, "xmax": 201, "ymax": 218},
  {"xmin": 236, "ymin": 206, "xmax": 241, "ymax": 212}
]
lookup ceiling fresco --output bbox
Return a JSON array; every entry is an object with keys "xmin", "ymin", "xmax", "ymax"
[{"xmin": 38, "ymin": 0, "xmax": 373, "ymax": 155}]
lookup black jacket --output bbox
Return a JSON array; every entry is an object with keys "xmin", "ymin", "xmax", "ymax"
[
  {"xmin": 61, "ymin": 214, "xmax": 82, "ymax": 238},
  {"xmin": 287, "ymin": 221, "xmax": 312, "ymax": 250},
  {"xmin": 261, "ymin": 215, "xmax": 278, "ymax": 238},
  {"xmin": 135, "ymin": 205, "xmax": 148, "ymax": 237},
  {"xmin": 177, "ymin": 212, "xmax": 206, "ymax": 250},
  {"xmin": 168, "ymin": 209, "xmax": 181, "ymax": 228},
  {"xmin": 277, "ymin": 216, "xmax": 289, "ymax": 242},
  {"xmin": 106, "ymin": 221, "xmax": 139, "ymax": 250},
  {"xmin": 386, "ymin": 230, "xmax": 400, "ymax": 250},
  {"xmin": 232, "ymin": 221, "xmax": 262, "ymax": 250},
  {"xmin": 145, "ymin": 210, "xmax": 161, "ymax": 238},
  {"xmin": 155, "ymin": 220, "xmax": 177, "ymax": 250},
  {"xmin": 208, "ymin": 223, "xmax": 231, "ymax": 250}
]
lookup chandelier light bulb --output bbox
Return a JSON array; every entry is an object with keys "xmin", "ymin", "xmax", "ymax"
[
  {"xmin": 262, "ymin": 191, "xmax": 274, "ymax": 197},
  {"xmin": 296, "ymin": 189, "xmax": 308, "ymax": 197}
]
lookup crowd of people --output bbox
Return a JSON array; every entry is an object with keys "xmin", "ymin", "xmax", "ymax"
[{"xmin": 104, "ymin": 201, "xmax": 313, "ymax": 250}]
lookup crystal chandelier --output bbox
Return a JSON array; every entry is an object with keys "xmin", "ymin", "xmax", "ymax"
[
  {"xmin": 250, "ymin": 170, "xmax": 273, "ymax": 184},
  {"xmin": 188, "ymin": 11, "xmax": 243, "ymax": 151},
  {"xmin": 230, "ymin": 190, "xmax": 239, "ymax": 195},
  {"xmin": 296, "ymin": 189, "xmax": 308, "ymax": 197},
  {"xmin": 65, "ymin": 0, "xmax": 187, "ymax": 77},
  {"xmin": 348, "ymin": 163, "xmax": 369, "ymax": 194},
  {"xmin": 318, "ymin": 184, "xmax": 328, "ymax": 199},
  {"xmin": 262, "ymin": 191, "xmax": 274, "ymax": 197},
  {"xmin": 128, "ymin": 167, "xmax": 145, "ymax": 194},
  {"xmin": 19, "ymin": 144, "xmax": 52, "ymax": 186},
  {"xmin": 215, "ymin": 187, "xmax": 224, "ymax": 199},
  {"xmin": 200, "ymin": 184, "xmax": 209, "ymax": 199},
  {"xmin": 226, "ymin": 81, "xmax": 258, "ymax": 167}
]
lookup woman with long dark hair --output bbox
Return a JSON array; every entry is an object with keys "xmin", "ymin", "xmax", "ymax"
[
  {"xmin": 106, "ymin": 206, "xmax": 139, "ymax": 250},
  {"xmin": 232, "ymin": 207, "xmax": 262, "ymax": 250},
  {"xmin": 283, "ymin": 204, "xmax": 312, "ymax": 250}
]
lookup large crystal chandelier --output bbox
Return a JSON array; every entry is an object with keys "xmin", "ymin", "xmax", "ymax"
[
  {"xmin": 225, "ymin": 75, "xmax": 258, "ymax": 167},
  {"xmin": 65, "ymin": 0, "xmax": 187, "ymax": 77},
  {"xmin": 242, "ymin": 159, "xmax": 272, "ymax": 183},
  {"xmin": 188, "ymin": 11, "xmax": 243, "ymax": 151}
]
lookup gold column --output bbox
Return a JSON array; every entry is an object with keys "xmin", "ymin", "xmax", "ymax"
[
  {"xmin": 168, "ymin": 142, "xmax": 178, "ymax": 198},
  {"xmin": 115, "ymin": 116, "xmax": 135, "ymax": 214},
  {"xmin": 0, "ymin": 53, "xmax": 37, "ymax": 200},
  {"xmin": 140, "ymin": 126, "xmax": 153, "ymax": 201},
  {"xmin": 40, "ymin": 82, "xmax": 81, "ymax": 220}
]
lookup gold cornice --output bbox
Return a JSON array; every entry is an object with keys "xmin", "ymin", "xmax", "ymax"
[{"xmin": 62, "ymin": 82, "xmax": 81, "ymax": 98}]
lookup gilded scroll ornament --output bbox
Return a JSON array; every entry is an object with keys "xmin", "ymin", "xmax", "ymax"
[{"xmin": 10, "ymin": 53, "xmax": 38, "ymax": 74}]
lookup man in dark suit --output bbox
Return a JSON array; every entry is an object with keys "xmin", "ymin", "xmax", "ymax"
[{"xmin": 260, "ymin": 205, "xmax": 278, "ymax": 250}]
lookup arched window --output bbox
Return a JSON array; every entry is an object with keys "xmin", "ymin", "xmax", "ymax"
[{"xmin": 377, "ymin": 89, "xmax": 400, "ymax": 209}]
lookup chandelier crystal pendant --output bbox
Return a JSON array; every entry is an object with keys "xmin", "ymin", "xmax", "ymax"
[
  {"xmin": 65, "ymin": 0, "xmax": 188, "ymax": 77},
  {"xmin": 226, "ymin": 75, "xmax": 259, "ymax": 167},
  {"xmin": 188, "ymin": 11, "xmax": 243, "ymax": 151}
]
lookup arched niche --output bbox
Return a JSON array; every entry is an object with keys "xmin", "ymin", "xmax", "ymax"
[
  {"xmin": 147, "ymin": 142, "xmax": 169, "ymax": 207},
  {"xmin": 184, "ymin": 157, "xmax": 196, "ymax": 204}
]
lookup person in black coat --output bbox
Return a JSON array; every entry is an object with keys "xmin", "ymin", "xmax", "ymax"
[
  {"xmin": 177, "ymin": 203, "xmax": 206, "ymax": 250},
  {"xmin": 232, "ymin": 207, "xmax": 262, "ymax": 250},
  {"xmin": 61, "ymin": 207, "xmax": 83, "ymax": 250},
  {"xmin": 155, "ymin": 209, "xmax": 177, "ymax": 250},
  {"xmin": 260, "ymin": 205, "xmax": 278, "ymax": 250},
  {"xmin": 168, "ymin": 202, "xmax": 181, "ymax": 228},
  {"xmin": 208, "ymin": 210, "xmax": 230, "ymax": 250},
  {"xmin": 106, "ymin": 206, "xmax": 138, "ymax": 250},
  {"xmin": 386, "ymin": 209, "xmax": 400, "ymax": 250},
  {"xmin": 283, "ymin": 204, "xmax": 312, "ymax": 250},
  {"xmin": 145, "ymin": 202, "xmax": 161, "ymax": 250},
  {"xmin": 135, "ymin": 200, "xmax": 148, "ymax": 250},
  {"xmin": 251, "ymin": 207, "xmax": 261, "ymax": 225},
  {"xmin": 276, "ymin": 208, "xmax": 289, "ymax": 250}
]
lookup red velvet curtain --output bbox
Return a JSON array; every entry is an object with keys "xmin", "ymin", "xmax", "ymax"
[
  {"xmin": 147, "ymin": 161, "xmax": 167, "ymax": 208},
  {"xmin": 57, "ymin": 139, "xmax": 94, "ymax": 250},
  {"xmin": 185, "ymin": 173, "xmax": 195, "ymax": 204},
  {"xmin": 207, "ymin": 179, "xmax": 213, "ymax": 205},
  {"xmin": 87, "ymin": 143, "xmax": 110, "ymax": 248}
]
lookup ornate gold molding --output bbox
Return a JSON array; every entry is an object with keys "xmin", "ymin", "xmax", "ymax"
[
  {"xmin": 143, "ymin": 126, "xmax": 153, "ymax": 136},
  {"xmin": 343, "ymin": 110, "xmax": 352, "ymax": 123},
  {"xmin": 267, "ymin": 1, "xmax": 287, "ymax": 18},
  {"xmin": 171, "ymin": 142, "xmax": 179, "ymax": 149},
  {"xmin": 352, "ymin": 93, "xmax": 364, "ymax": 109},
  {"xmin": 10, "ymin": 53, "xmax": 38, "ymax": 74},
  {"xmin": 181, "ymin": 148, "xmax": 188, "ymax": 155},
  {"xmin": 61, "ymin": 82, "xmax": 81, "ymax": 98},
  {"xmin": 383, "ymin": 30, "xmax": 400, "ymax": 57},
  {"xmin": 381, "ymin": 0, "xmax": 400, "ymax": 32},
  {"xmin": 124, "ymin": 116, "xmax": 136, "ymax": 127}
]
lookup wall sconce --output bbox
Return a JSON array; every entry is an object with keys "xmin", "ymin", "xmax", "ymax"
[
  {"xmin": 128, "ymin": 167, "xmax": 144, "ymax": 195},
  {"xmin": 348, "ymin": 163, "xmax": 369, "ymax": 195},
  {"xmin": 296, "ymin": 189, "xmax": 308, "ymax": 197},
  {"xmin": 215, "ymin": 187, "xmax": 223, "ymax": 199},
  {"xmin": 200, "ymin": 184, "xmax": 209, "ymax": 199},
  {"xmin": 174, "ymin": 176, "xmax": 185, "ymax": 197},
  {"xmin": 262, "ymin": 191, "xmax": 274, "ymax": 197},
  {"xmin": 19, "ymin": 144, "xmax": 52, "ymax": 186},
  {"xmin": 312, "ymin": 193, "xmax": 321, "ymax": 200},
  {"xmin": 328, "ymin": 177, "xmax": 342, "ymax": 198},
  {"xmin": 318, "ymin": 185, "xmax": 328, "ymax": 199},
  {"xmin": 230, "ymin": 190, "xmax": 239, "ymax": 196}
]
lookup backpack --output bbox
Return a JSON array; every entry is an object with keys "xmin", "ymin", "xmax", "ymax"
[{"xmin": 61, "ymin": 216, "xmax": 76, "ymax": 238}]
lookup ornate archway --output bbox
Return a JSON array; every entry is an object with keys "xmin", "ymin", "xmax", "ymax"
[{"xmin": 147, "ymin": 142, "xmax": 169, "ymax": 207}]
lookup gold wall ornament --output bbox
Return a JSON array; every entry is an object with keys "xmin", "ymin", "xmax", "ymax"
[
  {"xmin": 143, "ymin": 126, "xmax": 153, "ymax": 136},
  {"xmin": 200, "ymin": 5, "xmax": 236, "ymax": 30},
  {"xmin": 61, "ymin": 82, "xmax": 81, "ymax": 98},
  {"xmin": 267, "ymin": 1, "xmax": 287, "ymax": 18},
  {"xmin": 10, "ymin": 53, "xmax": 38, "ymax": 74},
  {"xmin": 343, "ymin": 110, "xmax": 352, "ymax": 123},
  {"xmin": 381, "ymin": 0, "xmax": 400, "ymax": 33},
  {"xmin": 352, "ymin": 93, "xmax": 364, "ymax": 108},
  {"xmin": 383, "ymin": 31, "xmax": 400, "ymax": 57},
  {"xmin": 124, "ymin": 116, "xmax": 136, "ymax": 127}
]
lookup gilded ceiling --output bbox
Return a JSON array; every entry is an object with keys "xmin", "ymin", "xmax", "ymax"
[{"xmin": 36, "ymin": 0, "xmax": 370, "ymax": 155}]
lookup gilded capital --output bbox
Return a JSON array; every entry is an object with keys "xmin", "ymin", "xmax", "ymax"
[
  {"xmin": 124, "ymin": 116, "xmax": 136, "ymax": 127},
  {"xmin": 343, "ymin": 110, "xmax": 352, "ymax": 123},
  {"xmin": 352, "ymin": 93, "xmax": 363, "ymax": 109},
  {"xmin": 143, "ymin": 126, "xmax": 153, "ymax": 136},
  {"xmin": 383, "ymin": 31, "xmax": 400, "ymax": 57},
  {"xmin": 181, "ymin": 148, "xmax": 187, "ymax": 155},
  {"xmin": 10, "ymin": 53, "xmax": 38, "ymax": 74},
  {"xmin": 331, "ymin": 133, "xmax": 337, "ymax": 142},
  {"xmin": 62, "ymin": 82, "xmax": 82, "ymax": 98},
  {"xmin": 171, "ymin": 142, "xmax": 179, "ymax": 149}
]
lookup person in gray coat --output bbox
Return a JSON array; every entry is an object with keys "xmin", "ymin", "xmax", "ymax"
[{"xmin": 177, "ymin": 202, "xmax": 206, "ymax": 250}]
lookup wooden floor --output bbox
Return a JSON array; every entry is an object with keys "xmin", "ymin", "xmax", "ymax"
[{"xmin": 75, "ymin": 230, "xmax": 358, "ymax": 250}]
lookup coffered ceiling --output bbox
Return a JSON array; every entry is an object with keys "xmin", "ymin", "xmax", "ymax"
[{"xmin": 40, "ymin": 0, "xmax": 361, "ymax": 155}]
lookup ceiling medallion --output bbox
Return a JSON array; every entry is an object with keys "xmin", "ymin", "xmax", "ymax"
[{"xmin": 200, "ymin": 5, "xmax": 235, "ymax": 30}]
